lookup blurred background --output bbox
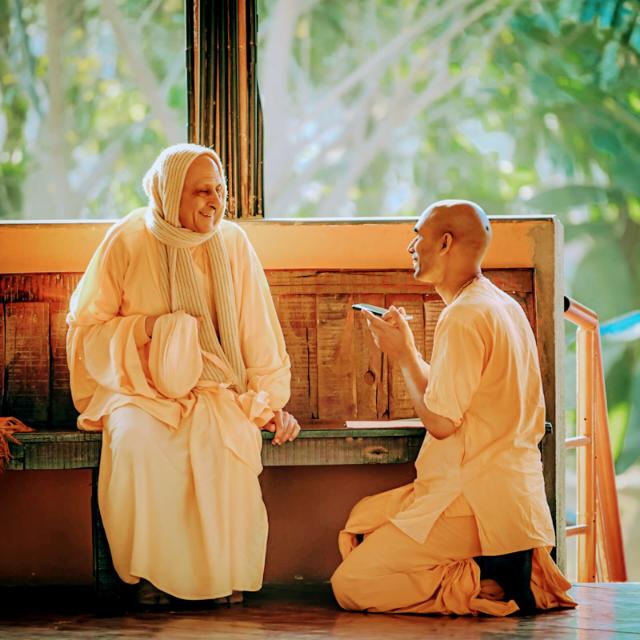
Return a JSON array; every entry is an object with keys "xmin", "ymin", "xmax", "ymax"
[{"xmin": 1, "ymin": 0, "xmax": 638, "ymax": 579}]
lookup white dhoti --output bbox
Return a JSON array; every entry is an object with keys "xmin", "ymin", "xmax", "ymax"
[{"xmin": 100, "ymin": 398, "xmax": 267, "ymax": 600}]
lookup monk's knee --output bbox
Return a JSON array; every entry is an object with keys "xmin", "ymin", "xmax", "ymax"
[{"xmin": 331, "ymin": 561, "xmax": 361, "ymax": 611}]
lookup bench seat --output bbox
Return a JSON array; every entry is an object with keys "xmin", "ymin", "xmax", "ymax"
[{"xmin": 7, "ymin": 424, "xmax": 427, "ymax": 471}]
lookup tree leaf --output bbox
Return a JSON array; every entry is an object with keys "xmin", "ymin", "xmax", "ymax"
[
  {"xmin": 615, "ymin": 363, "xmax": 640, "ymax": 472},
  {"xmin": 526, "ymin": 185, "xmax": 614, "ymax": 212}
]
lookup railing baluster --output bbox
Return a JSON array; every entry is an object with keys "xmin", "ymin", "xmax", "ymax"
[{"xmin": 564, "ymin": 296, "xmax": 627, "ymax": 583}]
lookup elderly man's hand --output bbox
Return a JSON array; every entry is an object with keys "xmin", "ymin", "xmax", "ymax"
[
  {"xmin": 263, "ymin": 410, "xmax": 301, "ymax": 446},
  {"xmin": 364, "ymin": 306, "xmax": 417, "ymax": 363}
]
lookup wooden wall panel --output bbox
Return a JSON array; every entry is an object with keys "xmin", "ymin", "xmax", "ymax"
[
  {"xmin": 317, "ymin": 294, "xmax": 356, "ymax": 421},
  {"xmin": 50, "ymin": 304, "xmax": 77, "ymax": 428},
  {"xmin": 0, "ymin": 304, "xmax": 4, "ymax": 409},
  {"xmin": 267, "ymin": 269, "xmax": 532, "ymax": 295},
  {"xmin": 424, "ymin": 296, "xmax": 446, "ymax": 362},
  {"xmin": 3, "ymin": 302, "xmax": 50, "ymax": 427},
  {"xmin": 385, "ymin": 294, "xmax": 426, "ymax": 419},
  {"xmin": 0, "ymin": 273, "xmax": 81, "ymax": 304},
  {"xmin": 353, "ymin": 294, "xmax": 387, "ymax": 419},
  {"xmin": 0, "ymin": 269, "xmax": 537, "ymax": 429},
  {"xmin": 273, "ymin": 295, "xmax": 317, "ymax": 422}
]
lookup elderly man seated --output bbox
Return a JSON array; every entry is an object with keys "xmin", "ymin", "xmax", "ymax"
[
  {"xmin": 331, "ymin": 200, "xmax": 576, "ymax": 616},
  {"xmin": 67, "ymin": 144, "xmax": 300, "ymax": 605}
]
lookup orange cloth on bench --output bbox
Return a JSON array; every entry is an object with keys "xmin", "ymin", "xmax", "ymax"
[
  {"xmin": 331, "ymin": 275, "xmax": 574, "ymax": 614},
  {"xmin": 67, "ymin": 208, "xmax": 290, "ymax": 599},
  {"xmin": 0, "ymin": 417, "xmax": 33, "ymax": 473}
]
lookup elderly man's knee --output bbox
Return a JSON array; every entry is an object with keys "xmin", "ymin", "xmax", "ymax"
[{"xmin": 108, "ymin": 406, "xmax": 163, "ymax": 463}]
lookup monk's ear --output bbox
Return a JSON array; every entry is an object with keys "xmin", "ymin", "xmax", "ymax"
[{"xmin": 439, "ymin": 232, "xmax": 453, "ymax": 254}]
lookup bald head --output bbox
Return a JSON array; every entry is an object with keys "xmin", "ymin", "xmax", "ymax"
[
  {"xmin": 408, "ymin": 199, "xmax": 491, "ymax": 288},
  {"xmin": 420, "ymin": 200, "xmax": 491, "ymax": 263}
]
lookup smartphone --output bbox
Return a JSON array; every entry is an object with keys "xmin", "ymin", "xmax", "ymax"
[{"xmin": 352, "ymin": 303, "xmax": 413, "ymax": 320}]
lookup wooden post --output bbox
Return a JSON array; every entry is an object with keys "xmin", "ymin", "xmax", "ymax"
[
  {"xmin": 186, "ymin": 0, "xmax": 263, "ymax": 218},
  {"xmin": 576, "ymin": 326, "xmax": 597, "ymax": 582},
  {"xmin": 92, "ymin": 469, "xmax": 122, "ymax": 601}
]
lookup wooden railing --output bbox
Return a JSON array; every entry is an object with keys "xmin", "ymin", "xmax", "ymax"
[{"xmin": 564, "ymin": 296, "xmax": 627, "ymax": 582}]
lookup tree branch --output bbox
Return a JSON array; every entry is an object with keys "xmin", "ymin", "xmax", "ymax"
[{"xmin": 101, "ymin": 0, "xmax": 183, "ymax": 144}]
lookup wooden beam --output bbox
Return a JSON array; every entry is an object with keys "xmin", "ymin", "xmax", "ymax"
[
  {"xmin": 7, "ymin": 428, "xmax": 426, "ymax": 470},
  {"xmin": 0, "ymin": 217, "xmax": 554, "ymax": 274}
]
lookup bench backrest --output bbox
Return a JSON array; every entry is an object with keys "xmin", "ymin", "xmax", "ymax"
[{"xmin": 0, "ymin": 269, "xmax": 535, "ymax": 428}]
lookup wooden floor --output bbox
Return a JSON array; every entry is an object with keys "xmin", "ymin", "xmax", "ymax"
[{"xmin": 0, "ymin": 583, "xmax": 638, "ymax": 639}]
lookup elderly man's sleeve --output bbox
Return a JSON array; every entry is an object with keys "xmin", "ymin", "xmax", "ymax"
[
  {"xmin": 231, "ymin": 227, "xmax": 291, "ymax": 420},
  {"xmin": 66, "ymin": 230, "xmax": 154, "ymax": 413},
  {"xmin": 423, "ymin": 316, "xmax": 485, "ymax": 427}
]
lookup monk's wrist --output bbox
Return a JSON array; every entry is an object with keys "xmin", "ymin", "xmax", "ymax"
[{"xmin": 397, "ymin": 345, "xmax": 420, "ymax": 369}]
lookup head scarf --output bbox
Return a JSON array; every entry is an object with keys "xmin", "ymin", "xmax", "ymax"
[{"xmin": 142, "ymin": 143, "xmax": 246, "ymax": 392}]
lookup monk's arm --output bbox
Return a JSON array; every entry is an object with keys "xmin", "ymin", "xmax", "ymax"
[
  {"xmin": 398, "ymin": 352, "xmax": 456, "ymax": 440},
  {"xmin": 364, "ymin": 307, "xmax": 456, "ymax": 440}
]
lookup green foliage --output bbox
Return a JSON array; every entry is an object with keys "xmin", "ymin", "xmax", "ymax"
[
  {"xmin": 0, "ymin": 0, "xmax": 186, "ymax": 219},
  {"xmin": 257, "ymin": 0, "xmax": 640, "ymax": 467}
]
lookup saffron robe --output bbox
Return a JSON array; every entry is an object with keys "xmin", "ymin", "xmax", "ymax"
[
  {"xmin": 332, "ymin": 275, "xmax": 575, "ymax": 615},
  {"xmin": 67, "ymin": 208, "xmax": 291, "ymax": 599}
]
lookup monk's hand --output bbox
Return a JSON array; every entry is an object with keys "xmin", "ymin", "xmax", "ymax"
[
  {"xmin": 364, "ymin": 306, "xmax": 416, "ymax": 363},
  {"xmin": 266, "ymin": 409, "xmax": 301, "ymax": 446}
]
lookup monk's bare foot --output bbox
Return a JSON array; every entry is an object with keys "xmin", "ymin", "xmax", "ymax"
[
  {"xmin": 136, "ymin": 579, "xmax": 171, "ymax": 606},
  {"xmin": 212, "ymin": 590, "xmax": 244, "ymax": 605}
]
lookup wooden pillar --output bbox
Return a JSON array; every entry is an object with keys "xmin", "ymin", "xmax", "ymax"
[
  {"xmin": 533, "ymin": 217, "xmax": 566, "ymax": 571},
  {"xmin": 186, "ymin": 0, "xmax": 263, "ymax": 219}
]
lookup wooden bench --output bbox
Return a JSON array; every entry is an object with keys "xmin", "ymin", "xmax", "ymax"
[
  {"xmin": 7, "ymin": 425, "xmax": 426, "ymax": 597},
  {"xmin": 1, "ymin": 263, "xmax": 554, "ymax": 595},
  {"xmin": 0, "ymin": 218, "xmax": 563, "ymax": 591}
]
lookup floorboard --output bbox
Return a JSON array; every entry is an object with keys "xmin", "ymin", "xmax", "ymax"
[{"xmin": 0, "ymin": 583, "xmax": 638, "ymax": 639}]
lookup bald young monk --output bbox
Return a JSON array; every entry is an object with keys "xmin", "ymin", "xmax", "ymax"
[
  {"xmin": 331, "ymin": 200, "xmax": 576, "ymax": 616},
  {"xmin": 67, "ymin": 144, "xmax": 300, "ymax": 605}
]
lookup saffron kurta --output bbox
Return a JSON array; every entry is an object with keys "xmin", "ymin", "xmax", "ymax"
[
  {"xmin": 67, "ymin": 207, "xmax": 291, "ymax": 599},
  {"xmin": 332, "ymin": 275, "xmax": 575, "ymax": 615}
]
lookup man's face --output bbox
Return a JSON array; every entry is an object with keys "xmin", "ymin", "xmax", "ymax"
[
  {"xmin": 178, "ymin": 155, "xmax": 224, "ymax": 233},
  {"xmin": 407, "ymin": 210, "xmax": 443, "ymax": 284}
]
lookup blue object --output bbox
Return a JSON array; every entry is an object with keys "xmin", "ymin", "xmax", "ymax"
[{"xmin": 600, "ymin": 310, "xmax": 640, "ymax": 342}]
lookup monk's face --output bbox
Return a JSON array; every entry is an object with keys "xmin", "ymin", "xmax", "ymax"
[
  {"xmin": 178, "ymin": 155, "xmax": 224, "ymax": 233},
  {"xmin": 407, "ymin": 209, "xmax": 446, "ymax": 284}
]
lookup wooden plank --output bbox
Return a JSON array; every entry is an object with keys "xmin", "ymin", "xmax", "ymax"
[
  {"xmin": 485, "ymin": 270, "xmax": 533, "ymax": 294},
  {"xmin": 353, "ymin": 293, "xmax": 387, "ymax": 419},
  {"xmin": 266, "ymin": 269, "xmax": 533, "ymax": 295},
  {"xmin": 23, "ymin": 439, "xmax": 101, "ymax": 470},
  {"xmin": 50, "ymin": 303, "xmax": 78, "ymax": 428},
  {"xmin": 273, "ymin": 294, "xmax": 318, "ymax": 422},
  {"xmin": 385, "ymin": 294, "xmax": 425, "ymax": 419},
  {"xmin": 0, "ymin": 303, "xmax": 4, "ymax": 411},
  {"xmin": 316, "ymin": 294, "xmax": 357, "ymax": 420},
  {"xmin": 0, "ymin": 273, "xmax": 81, "ymax": 303},
  {"xmin": 3, "ymin": 302, "xmax": 50, "ymax": 427},
  {"xmin": 8, "ymin": 429, "xmax": 427, "ymax": 469},
  {"xmin": 424, "ymin": 295, "xmax": 446, "ymax": 362},
  {"xmin": 9, "ymin": 423, "xmax": 548, "ymax": 469},
  {"xmin": 524, "ymin": 292, "xmax": 537, "ymax": 341},
  {"xmin": 261, "ymin": 435, "xmax": 423, "ymax": 466}
]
